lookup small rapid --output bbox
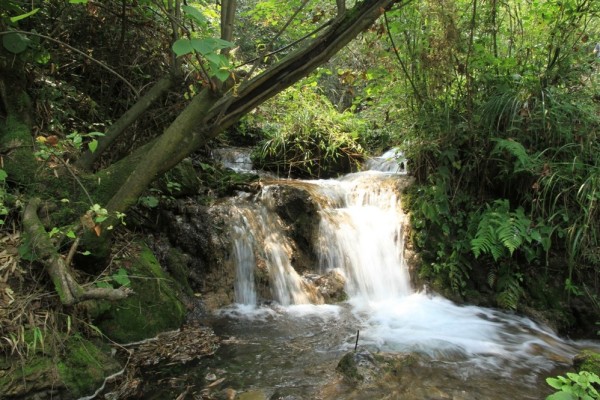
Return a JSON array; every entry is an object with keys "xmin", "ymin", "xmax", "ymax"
[{"xmin": 209, "ymin": 155, "xmax": 599, "ymax": 399}]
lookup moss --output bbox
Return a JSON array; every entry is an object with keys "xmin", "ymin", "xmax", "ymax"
[
  {"xmin": 0, "ymin": 115, "xmax": 38, "ymax": 187},
  {"xmin": 57, "ymin": 335, "xmax": 121, "ymax": 397},
  {"xmin": 337, "ymin": 352, "xmax": 364, "ymax": 382},
  {"xmin": 95, "ymin": 243, "xmax": 186, "ymax": 343},
  {"xmin": 574, "ymin": 350, "xmax": 600, "ymax": 376},
  {"xmin": 0, "ymin": 335, "xmax": 120, "ymax": 398},
  {"xmin": 166, "ymin": 247, "xmax": 194, "ymax": 296}
]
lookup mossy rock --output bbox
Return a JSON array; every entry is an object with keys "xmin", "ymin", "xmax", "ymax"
[
  {"xmin": 94, "ymin": 243, "xmax": 186, "ymax": 343},
  {"xmin": 0, "ymin": 335, "xmax": 120, "ymax": 399},
  {"xmin": 574, "ymin": 350, "xmax": 600, "ymax": 376},
  {"xmin": 165, "ymin": 247, "xmax": 194, "ymax": 296}
]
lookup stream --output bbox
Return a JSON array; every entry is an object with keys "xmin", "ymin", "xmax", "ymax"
[{"xmin": 149, "ymin": 150, "xmax": 598, "ymax": 399}]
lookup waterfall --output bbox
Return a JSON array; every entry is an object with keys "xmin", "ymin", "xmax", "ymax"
[
  {"xmin": 228, "ymin": 166, "xmax": 412, "ymax": 306},
  {"xmin": 229, "ymin": 192, "xmax": 311, "ymax": 306},
  {"xmin": 317, "ymin": 172, "xmax": 411, "ymax": 301}
]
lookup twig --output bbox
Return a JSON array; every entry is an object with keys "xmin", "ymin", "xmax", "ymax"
[
  {"xmin": 354, "ymin": 329, "xmax": 359, "ymax": 351},
  {"xmin": 0, "ymin": 30, "xmax": 139, "ymax": 97}
]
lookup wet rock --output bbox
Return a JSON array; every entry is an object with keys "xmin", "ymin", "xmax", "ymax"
[
  {"xmin": 263, "ymin": 184, "xmax": 320, "ymax": 273},
  {"xmin": 336, "ymin": 351, "xmax": 380, "ymax": 384},
  {"xmin": 308, "ymin": 269, "xmax": 347, "ymax": 303}
]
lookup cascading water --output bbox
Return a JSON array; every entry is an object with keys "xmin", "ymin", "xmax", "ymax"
[
  {"xmin": 317, "ymin": 173, "xmax": 411, "ymax": 301},
  {"xmin": 217, "ymin": 158, "xmax": 599, "ymax": 399},
  {"xmin": 229, "ymin": 191, "xmax": 311, "ymax": 306}
]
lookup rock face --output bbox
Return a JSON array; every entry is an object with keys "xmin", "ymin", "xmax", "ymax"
[
  {"xmin": 155, "ymin": 180, "xmax": 341, "ymax": 309},
  {"xmin": 263, "ymin": 184, "xmax": 320, "ymax": 274},
  {"xmin": 155, "ymin": 200, "xmax": 236, "ymax": 310}
]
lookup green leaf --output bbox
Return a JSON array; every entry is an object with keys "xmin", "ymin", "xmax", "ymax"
[
  {"xmin": 212, "ymin": 67, "xmax": 231, "ymax": 82},
  {"xmin": 48, "ymin": 227, "xmax": 60, "ymax": 238},
  {"xmin": 139, "ymin": 196, "xmax": 159, "ymax": 208},
  {"xmin": 113, "ymin": 268, "xmax": 131, "ymax": 287},
  {"xmin": 172, "ymin": 39, "xmax": 194, "ymax": 57},
  {"xmin": 10, "ymin": 8, "xmax": 39, "ymax": 23},
  {"xmin": 88, "ymin": 139, "xmax": 98, "ymax": 153},
  {"xmin": 546, "ymin": 392, "xmax": 575, "ymax": 400},
  {"xmin": 0, "ymin": 169, "xmax": 7, "ymax": 181},
  {"xmin": 2, "ymin": 32, "xmax": 31, "ymax": 54},
  {"xmin": 182, "ymin": 5, "xmax": 207, "ymax": 25},
  {"xmin": 69, "ymin": 0, "xmax": 88, "ymax": 3},
  {"xmin": 96, "ymin": 281, "xmax": 113, "ymax": 289},
  {"xmin": 191, "ymin": 38, "xmax": 234, "ymax": 55},
  {"xmin": 66, "ymin": 230, "xmax": 76, "ymax": 239}
]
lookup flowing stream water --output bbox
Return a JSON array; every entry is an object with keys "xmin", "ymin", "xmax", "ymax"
[{"xmin": 154, "ymin": 151, "xmax": 598, "ymax": 399}]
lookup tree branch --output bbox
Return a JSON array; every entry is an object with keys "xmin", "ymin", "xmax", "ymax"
[{"xmin": 23, "ymin": 198, "xmax": 132, "ymax": 306}]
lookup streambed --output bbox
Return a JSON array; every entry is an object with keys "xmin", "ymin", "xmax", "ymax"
[
  {"xmin": 139, "ymin": 151, "xmax": 598, "ymax": 400},
  {"xmin": 138, "ymin": 299, "xmax": 592, "ymax": 399}
]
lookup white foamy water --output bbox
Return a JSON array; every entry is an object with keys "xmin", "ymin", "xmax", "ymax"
[{"xmin": 225, "ymin": 159, "xmax": 598, "ymax": 373}]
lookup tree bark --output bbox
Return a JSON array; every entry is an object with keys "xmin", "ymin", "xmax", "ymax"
[
  {"xmin": 76, "ymin": 75, "xmax": 175, "ymax": 171},
  {"xmin": 23, "ymin": 198, "xmax": 132, "ymax": 305},
  {"xmin": 103, "ymin": 0, "xmax": 407, "ymax": 216}
]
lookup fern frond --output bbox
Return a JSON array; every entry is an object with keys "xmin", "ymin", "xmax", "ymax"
[
  {"xmin": 491, "ymin": 138, "xmax": 537, "ymax": 172},
  {"xmin": 497, "ymin": 222, "xmax": 523, "ymax": 255}
]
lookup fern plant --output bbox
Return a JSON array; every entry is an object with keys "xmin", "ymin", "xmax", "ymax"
[{"xmin": 471, "ymin": 200, "xmax": 525, "ymax": 260}]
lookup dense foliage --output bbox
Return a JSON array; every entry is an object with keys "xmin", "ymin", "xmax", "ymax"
[{"xmin": 0, "ymin": 1, "xmax": 599, "ymax": 395}]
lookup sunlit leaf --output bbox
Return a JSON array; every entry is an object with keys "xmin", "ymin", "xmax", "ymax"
[
  {"xmin": 88, "ymin": 139, "xmax": 98, "ymax": 153},
  {"xmin": 10, "ymin": 8, "xmax": 39, "ymax": 23},
  {"xmin": 182, "ymin": 5, "xmax": 207, "ymax": 25}
]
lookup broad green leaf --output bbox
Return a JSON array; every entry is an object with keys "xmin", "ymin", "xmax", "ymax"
[
  {"xmin": 182, "ymin": 5, "xmax": 207, "ymax": 25},
  {"xmin": 139, "ymin": 196, "xmax": 159, "ymax": 208},
  {"xmin": 10, "ymin": 8, "xmax": 39, "ymax": 23},
  {"xmin": 0, "ymin": 169, "xmax": 7, "ymax": 181},
  {"xmin": 172, "ymin": 39, "xmax": 194, "ymax": 57},
  {"xmin": 546, "ymin": 392, "xmax": 575, "ymax": 400},
  {"xmin": 88, "ymin": 139, "xmax": 98, "ymax": 153},
  {"xmin": 2, "ymin": 32, "xmax": 31, "ymax": 54},
  {"xmin": 48, "ymin": 227, "xmax": 60, "ymax": 238},
  {"xmin": 96, "ymin": 281, "xmax": 113, "ymax": 289},
  {"xmin": 191, "ymin": 38, "xmax": 234, "ymax": 55},
  {"xmin": 212, "ymin": 67, "xmax": 231, "ymax": 82},
  {"xmin": 205, "ymin": 52, "xmax": 228, "ymax": 66},
  {"xmin": 66, "ymin": 230, "xmax": 76, "ymax": 239},
  {"xmin": 69, "ymin": 0, "xmax": 88, "ymax": 3}
]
